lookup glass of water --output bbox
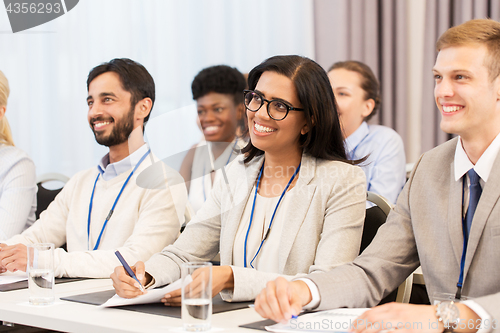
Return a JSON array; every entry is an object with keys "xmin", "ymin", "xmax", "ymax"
[
  {"xmin": 27, "ymin": 243, "xmax": 55, "ymax": 305},
  {"xmin": 181, "ymin": 262, "xmax": 212, "ymax": 332}
]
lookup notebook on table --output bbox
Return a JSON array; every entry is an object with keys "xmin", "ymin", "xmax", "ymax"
[{"xmin": 61, "ymin": 290, "xmax": 252, "ymax": 318}]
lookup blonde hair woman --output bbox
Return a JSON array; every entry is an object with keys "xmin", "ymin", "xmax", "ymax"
[{"xmin": 0, "ymin": 70, "xmax": 36, "ymax": 241}]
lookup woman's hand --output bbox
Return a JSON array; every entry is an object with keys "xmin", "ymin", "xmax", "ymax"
[
  {"xmin": 161, "ymin": 265, "xmax": 234, "ymax": 306},
  {"xmin": 110, "ymin": 261, "xmax": 151, "ymax": 298}
]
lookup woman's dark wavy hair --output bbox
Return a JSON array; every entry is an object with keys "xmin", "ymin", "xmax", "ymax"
[{"xmin": 242, "ymin": 55, "xmax": 350, "ymax": 164}]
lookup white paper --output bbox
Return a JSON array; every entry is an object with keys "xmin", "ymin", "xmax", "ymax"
[
  {"xmin": 265, "ymin": 308, "xmax": 369, "ymax": 333},
  {"xmin": 0, "ymin": 271, "xmax": 28, "ymax": 285},
  {"xmin": 100, "ymin": 275, "xmax": 192, "ymax": 307}
]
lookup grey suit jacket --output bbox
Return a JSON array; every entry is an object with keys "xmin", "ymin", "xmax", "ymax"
[
  {"xmin": 309, "ymin": 137, "xmax": 500, "ymax": 327},
  {"xmin": 145, "ymin": 153, "xmax": 366, "ymax": 301}
]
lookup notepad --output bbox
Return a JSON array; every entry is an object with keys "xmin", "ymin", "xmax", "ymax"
[
  {"xmin": 0, "ymin": 271, "xmax": 28, "ymax": 285},
  {"xmin": 63, "ymin": 291, "xmax": 252, "ymax": 318},
  {"xmin": 100, "ymin": 276, "xmax": 192, "ymax": 307}
]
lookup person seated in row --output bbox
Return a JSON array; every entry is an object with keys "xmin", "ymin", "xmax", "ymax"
[
  {"xmin": 180, "ymin": 65, "xmax": 247, "ymax": 213},
  {"xmin": 0, "ymin": 58, "xmax": 187, "ymax": 278},
  {"xmin": 0, "ymin": 70, "xmax": 37, "ymax": 240},
  {"xmin": 328, "ymin": 61, "xmax": 406, "ymax": 205},
  {"xmin": 110, "ymin": 55, "xmax": 367, "ymax": 304},
  {"xmin": 255, "ymin": 19, "xmax": 500, "ymax": 332}
]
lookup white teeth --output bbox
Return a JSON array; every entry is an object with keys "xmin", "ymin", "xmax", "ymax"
[
  {"xmin": 254, "ymin": 123, "xmax": 276, "ymax": 133},
  {"xmin": 94, "ymin": 121, "xmax": 111, "ymax": 129},
  {"xmin": 442, "ymin": 106, "xmax": 464, "ymax": 112},
  {"xmin": 204, "ymin": 126, "xmax": 219, "ymax": 132}
]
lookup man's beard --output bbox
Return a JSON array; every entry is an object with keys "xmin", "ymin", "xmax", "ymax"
[{"xmin": 91, "ymin": 106, "xmax": 135, "ymax": 147}]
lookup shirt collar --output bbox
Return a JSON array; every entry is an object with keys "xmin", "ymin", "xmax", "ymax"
[
  {"xmin": 454, "ymin": 132, "xmax": 500, "ymax": 182},
  {"xmin": 97, "ymin": 144, "xmax": 149, "ymax": 181},
  {"xmin": 345, "ymin": 121, "xmax": 369, "ymax": 153}
]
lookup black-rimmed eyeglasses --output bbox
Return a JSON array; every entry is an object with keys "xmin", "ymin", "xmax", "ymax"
[{"xmin": 243, "ymin": 90, "xmax": 304, "ymax": 121}]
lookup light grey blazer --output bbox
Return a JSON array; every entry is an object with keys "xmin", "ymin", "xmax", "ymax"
[
  {"xmin": 146, "ymin": 153, "xmax": 366, "ymax": 301},
  {"xmin": 309, "ymin": 137, "xmax": 500, "ymax": 327}
]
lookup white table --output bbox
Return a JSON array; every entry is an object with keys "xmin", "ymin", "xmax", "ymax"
[{"xmin": 0, "ymin": 279, "xmax": 265, "ymax": 333}]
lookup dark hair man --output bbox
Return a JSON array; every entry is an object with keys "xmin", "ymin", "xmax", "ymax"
[{"xmin": 0, "ymin": 58, "xmax": 187, "ymax": 278}]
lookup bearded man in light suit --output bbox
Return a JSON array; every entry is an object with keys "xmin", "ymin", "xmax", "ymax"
[{"xmin": 255, "ymin": 19, "xmax": 500, "ymax": 333}]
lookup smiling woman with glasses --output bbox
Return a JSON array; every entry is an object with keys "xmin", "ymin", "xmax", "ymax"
[{"xmin": 111, "ymin": 55, "xmax": 367, "ymax": 305}]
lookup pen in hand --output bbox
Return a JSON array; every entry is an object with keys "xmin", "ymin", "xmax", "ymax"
[{"xmin": 114, "ymin": 250, "xmax": 145, "ymax": 293}]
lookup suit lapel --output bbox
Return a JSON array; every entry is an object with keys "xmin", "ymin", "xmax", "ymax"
[
  {"xmin": 278, "ymin": 154, "xmax": 317, "ymax": 273},
  {"xmin": 447, "ymin": 159, "xmax": 464, "ymax": 265},
  {"xmin": 220, "ymin": 155, "xmax": 264, "ymax": 266},
  {"xmin": 464, "ymin": 151, "xmax": 500, "ymax": 276}
]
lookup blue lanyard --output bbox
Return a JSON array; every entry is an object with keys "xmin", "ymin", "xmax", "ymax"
[
  {"xmin": 243, "ymin": 161, "xmax": 301, "ymax": 268},
  {"xmin": 202, "ymin": 140, "xmax": 238, "ymax": 201},
  {"xmin": 456, "ymin": 177, "xmax": 469, "ymax": 299},
  {"xmin": 87, "ymin": 149, "xmax": 151, "ymax": 250}
]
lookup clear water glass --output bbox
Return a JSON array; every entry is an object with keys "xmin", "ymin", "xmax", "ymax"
[
  {"xmin": 27, "ymin": 243, "xmax": 55, "ymax": 305},
  {"xmin": 181, "ymin": 262, "xmax": 212, "ymax": 331}
]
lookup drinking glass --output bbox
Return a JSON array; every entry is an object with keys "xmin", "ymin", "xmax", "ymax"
[
  {"xmin": 27, "ymin": 243, "xmax": 55, "ymax": 305},
  {"xmin": 181, "ymin": 262, "xmax": 212, "ymax": 331}
]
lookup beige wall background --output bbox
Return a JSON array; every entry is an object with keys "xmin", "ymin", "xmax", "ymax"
[{"xmin": 313, "ymin": 0, "xmax": 500, "ymax": 163}]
